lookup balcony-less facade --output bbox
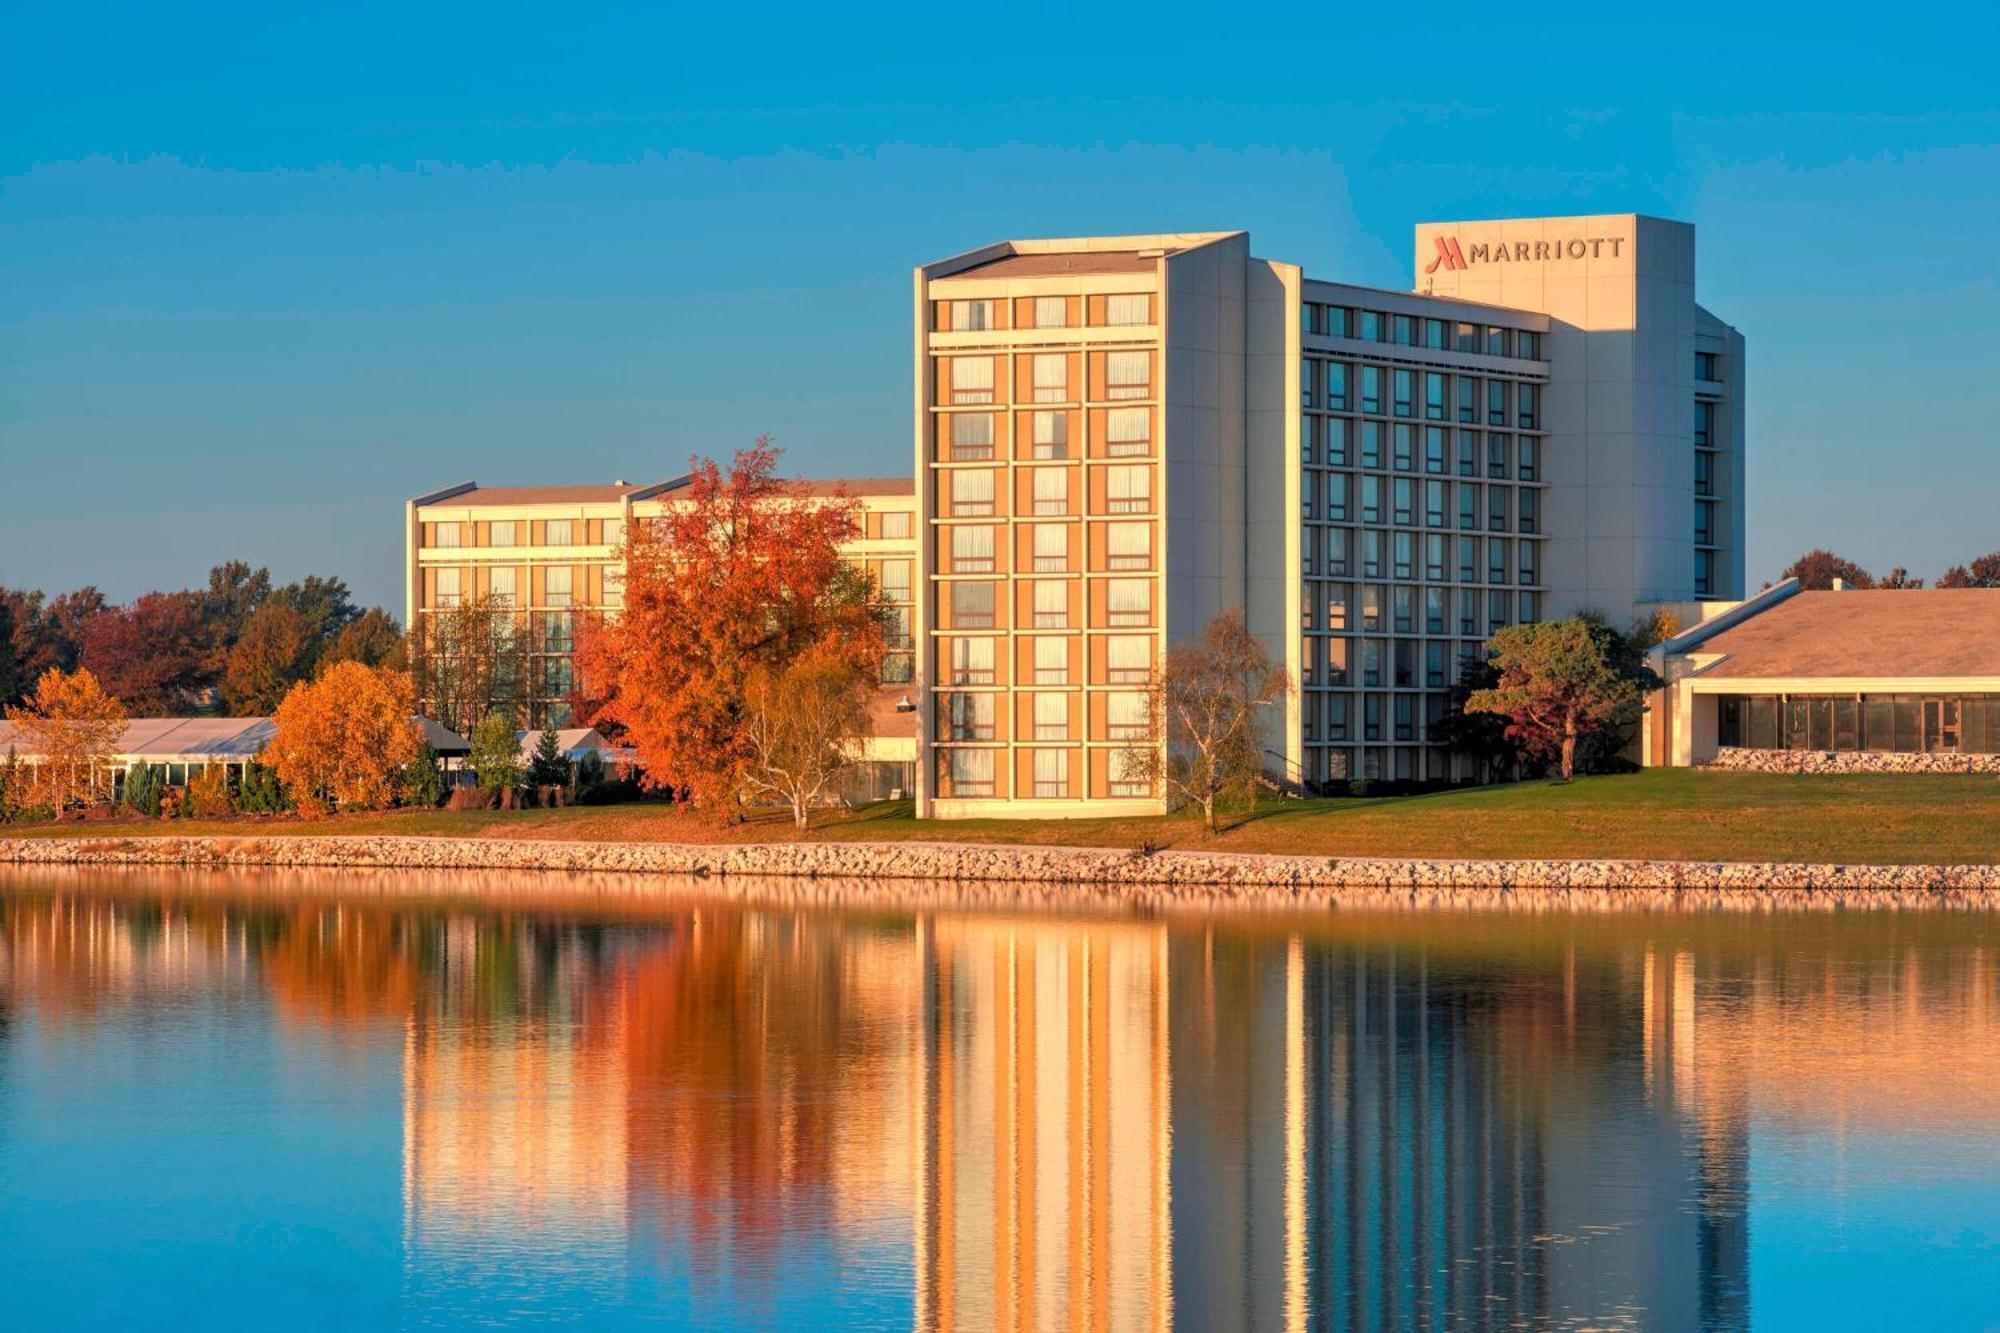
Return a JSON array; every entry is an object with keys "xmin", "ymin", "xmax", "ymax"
[{"xmin": 916, "ymin": 217, "xmax": 1746, "ymax": 817}]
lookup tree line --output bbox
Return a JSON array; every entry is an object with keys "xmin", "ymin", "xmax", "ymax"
[
  {"xmin": 1777, "ymin": 548, "xmax": 2000, "ymax": 591},
  {"xmin": 0, "ymin": 561, "xmax": 403, "ymax": 716}
]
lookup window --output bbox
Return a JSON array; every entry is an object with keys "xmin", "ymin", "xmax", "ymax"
[
  {"xmin": 1425, "ymin": 319, "xmax": 1448, "ymax": 350},
  {"xmin": 1393, "ymin": 424, "xmax": 1415, "ymax": 473},
  {"xmin": 1032, "ymin": 748, "xmax": 1069, "ymax": 797},
  {"xmin": 1457, "ymin": 430, "xmax": 1478, "ymax": 478},
  {"xmin": 1392, "ymin": 584, "xmax": 1414, "ymax": 632},
  {"xmin": 603, "ymin": 518, "xmax": 624, "ymax": 548},
  {"xmin": 1485, "ymin": 326, "xmax": 1509, "ymax": 357},
  {"xmin": 949, "ymin": 299, "xmax": 995, "ymax": 331},
  {"xmin": 950, "ymin": 357, "xmax": 994, "ymax": 404},
  {"xmin": 545, "ymin": 519, "xmax": 573, "ymax": 547},
  {"xmin": 1362, "ymin": 640, "xmax": 1383, "ymax": 688},
  {"xmin": 951, "ymin": 469, "xmax": 996, "ymax": 516},
  {"xmin": 1393, "ymin": 369, "xmax": 1414, "ymax": 418},
  {"xmin": 1360, "ymin": 366, "xmax": 1383, "ymax": 415},
  {"xmin": 545, "ymin": 566, "xmax": 573, "ymax": 607},
  {"xmin": 942, "ymin": 691, "xmax": 995, "ymax": 741},
  {"xmin": 1106, "ymin": 635, "xmax": 1150, "ymax": 684},
  {"xmin": 1456, "ymin": 376, "xmax": 1477, "ymax": 424},
  {"xmin": 1393, "ymin": 477, "xmax": 1414, "ymax": 526},
  {"xmin": 1032, "ymin": 467, "xmax": 1068, "ymax": 515},
  {"xmin": 1032, "ymin": 411, "xmax": 1069, "ymax": 460},
  {"xmin": 1105, "ymin": 351, "xmax": 1150, "ymax": 400},
  {"xmin": 1360, "ymin": 475, "xmax": 1382, "ymax": 525},
  {"xmin": 1425, "ymin": 427, "xmax": 1447, "ymax": 476},
  {"xmin": 1106, "ymin": 464, "xmax": 1150, "ymax": 513},
  {"xmin": 1393, "ymin": 315, "xmax": 1415, "ymax": 346},
  {"xmin": 952, "ymin": 525, "xmax": 996, "ymax": 572},
  {"xmin": 1106, "ymin": 522, "xmax": 1151, "ymax": 570},
  {"xmin": 1425, "ymin": 480, "xmax": 1447, "ymax": 528},
  {"xmin": 1326, "ymin": 361, "xmax": 1349, "ymax": 411},
  {"xmin": 1325, "ymin": 472, "xmax": 1348, "ymax": 523},
  {"xmin": 1107, "ymin": 692, "xmax": 1151, "ymax": 740},
  {"xmin": 431, "ymin": 522, "xmax": 462, "ymax": 549},
  {"xmin": 1109, "ymin": 749, "xmax": 1152, "ymax": 798},
  {"xmin": 1695, "ymin": 450, "xmax": 1714, "ymax": 496},
  {"xmin": 1425, "ymin": 373, "xmax": 1446, "ymax": 421},
  {"xmin": 1106, "ymin": 579, "xmax": 1151, "ymax": 626},
  {"xmin": 1361, "ymin": 584, "xmax": 1383, "ymax": 632},
  {"xmin": 1105, "ymin": 407, "xmax": 1150, "ymax": 456},
  {"xmin": 1516, "ymin": 383, "xmax": 1538, "ymax": 430},
  {"xmin": 1696, "ymin": 351, "xmax": 1720, "ymax": 381},
  {"xmin": 1326, "ymin": 417, "xmax": 1350, "ymax": 467},
  {"xmin": 1518, "ymin": 541, "xmax": 1538, "ymax": 585},
  {"xmin": 1033, "ymin": 296, "xmax": 1068, "ymax": 329},
  {"xmin": 952, "ymin": 581, "xmax": 996, "ymax": 628},
  {"xmin": 881, "ymin": 510, "xmax": 913, "ymax": 540},
  {"xmin": 945, "ymin": 748, "xmax": 995, "ymax": 797},
  {"xmin": 1487, "ymin": 433, "xmax": 1508, "ymax": 479},
  {"xmin": 1033, "ymin": 353, "xmax": 1069, "ymax": 403},
  {"xmin": 489, "ymin": 567, "xmax": 516, "ymax": 606},
  {"xmin": 1393, "ymin": 530, "xmax": 1414, "ymax": 580},
  {"xmin": 1034, "ymin": 638, "xmax": 1068, "ymax": 687},
  {"xmin": 1033, "ymin": 692, "xmax": 1068, "ymax": 739},
  {"xmin": 1326, "ymin": 527, "xmax": 1350, "ymax": 576},
  {"xmin": 1426, "ymin": 587, "xmax": 1447, "ymax": 635},
  {"xmin": 950, "ymin": 636, "xmax": 995, "ymax": 684},
  {"xmin": 879, "ymin": 560, "xmax": 912, "ymax": 603},
  {"xmin": 1031, "ymin": 523, "xmax": 1067, "ymax": 572},
  {"xmin": 1425, "ymin": 533, "xmax": 1447, "ymax": 580},
  {"xmin": 1361, "ymin": 529, "xmax": 1383, "ymax": 579},
  {"xmin": 489, "ymin": 521, "xmax": 516, "ymax": 547},
  {"xmin": 1487, "ymin": 380, "xmax": 1506, "ymax": 426},
  {"xmin": 1518, "ymin": 488, "xmax": 1537, "ymax": 534},
  {"xmin": 434, "ymin": 567, "xmax": 462, "ymax": 607},
  {"xmin": 1359, "ymin": 311, "xmax": 1382, "ymax": 341},
  {"xmin": 1458, "ymin": 538, "xmax": 1478, "ymax": 585},
  {"xmin": 949, "ymin": 413, "xmax": 995, "ymax": 460},
  {"xmin": 1517, "ymin": 437, "xmax": 1537, "ymax": 482},
  {"xmin": 1488, "ymin": 538, "xmax": 1509, "ymax": 584},
  {"xmin": 1105, "ymin": 293, "xmax": 1149, "ymax": 326},
  {"xmin": 1325, "ymin": 306, "xmax": 1351, "ymax": 338},
  {"xmin": 603, "ymin": 565, "xmax": 624, "ymax": 609},
  {"xmin": 1695, "ymin": 549, "xmax": 1714, "ymax": 596},
  {"xmin": 1454, "ymin": 322, "xmax": 1479, "ymax": 352},
  {"xmin": 1695, "ymin": 401, "xmax": 1716, "ymax": 448},
  {"xmin": 1360, "ymin": 422, "xmax": 1383, "ymax": 469},
  {"xmin": 1458, "ymin": 484, "xmax": 1478, "ymax": 531},
  {"xmin": 1488, "ymin": 487, "xmax": 1509, "ymax": 532},
  {"xmin": 1032, "ymin": 580, "xmax": 1067, "ymax": 628},
  {"xmin": 1326, "ymin": 639, "xmax": 1349, "ymax": 688}
]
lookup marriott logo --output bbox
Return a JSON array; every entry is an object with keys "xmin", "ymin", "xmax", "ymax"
[{"xmin": 1425, "ymin": 234, "xmax": 1626, "ymax": 273}]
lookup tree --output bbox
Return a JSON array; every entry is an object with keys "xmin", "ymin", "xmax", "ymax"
[
  {"xmin": 412, "ymin": 594, "xmax": 529, "ymax": 738},
  {"xmin": 236, "ymin": 762, "xmax": 290, "ymax": 814},
  {"xmin": 467, "ymin": 712, "xmax": 525, "ymax": 794},
  {"xmin": 1466, "ymin": 618, "xmax": 1660, "ymax": 781},
  {"xmin": 123, "ymin": 763, "xmax": 164, "ymax": 817},
  {"xmin": 80, "ymin": 590, "xmax": 212, "ymax": 712},
  {"xmin": 271, "ymin": 575, "xmax": 360, "ymax": 651},
  {"xmin": 222, "ymin": 601, "xmax": 317, "ymax": 714},
  {"xmin": 528, "ymin": 726, "xmax": 571, "ymax": 791},
  {"xmin": 739, "ymin": 638, "xmax": 878, "ymax": 829},
  {"xmin": 323, "ymin": 609, "xmax": 406, "ymax": 670},
  {"xmin": 575, "ymin": 441, "xmax": 886, "ymax": 815},
  {"xmin": 1779, "ymin": 549, "xmax": 1874, "ymax": 591},
  {"xmin": 4, "ymin": 667, "xmax": 127, "ymax": 812},
  {"xmin": 0, "ymin": 596, "xmax": 16, "ymax": 706},
  {"xmin": 1879, "ymin": 567, "xmax": 1925, "ymax": 590},
  {"xmin": 3, "ymin": 586, "xmax": 106, "ymax": 702},
  {"xmin": 0, "ymin": 747, "xmax": 23, "ymax": 821},
  {"xmin": 1129, "ymin": 608, "xmax": 1291, "ymax": 834},
  {"xmin": 1938, "ymin": 551, "xmax": 2000, "ymax": 589},
  {"xmin": 1429, "ymin": 655, "xmax": 1517, "ymax": 783},
  {"xmin": 400, "ymin": 739, "xmax": 445, "ymax": 808},
  {"xmin": 199, "ymin": 560, "xmax": 274, "ymax": 672},
  {"xmin": 263, "ymin": 662, "xmax": 422, "ymax": 814}
]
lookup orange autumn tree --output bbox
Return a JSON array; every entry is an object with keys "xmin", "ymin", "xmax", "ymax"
[
  {"xmin": 264, "ymin": 660, "xmax": 423, "ymax": 814},
  {"xmin": 4, "ymin": 666, "xmax": 126, "ymax": 812},
  {"xmin": 575, "ymin": 440, "xmax": 885, "ymax": 815}
]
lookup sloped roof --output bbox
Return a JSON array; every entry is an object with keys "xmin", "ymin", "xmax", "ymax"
[
  {"xmin": 0, "ymin": 717, "xmax": 275, "ymax": 760},
  {"xmin": 950, "ymin": 250, "xmax": 1166, "ymax": 278},
  {"xmin": 1692, "ymin": 590, "xmax": 2000, "ymax": 678},
  {"xmin": 516, "ymin": 727, "xmax": 618, "ymax": 763}
]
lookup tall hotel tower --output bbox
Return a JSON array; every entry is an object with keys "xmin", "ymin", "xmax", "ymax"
[{"xmin": 915, "ymin": 216, "xmax": 1744, "ymax": 816}]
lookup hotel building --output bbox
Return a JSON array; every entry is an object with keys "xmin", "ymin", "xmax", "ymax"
[{"xmin": 916, "ymin": 215, "xmax": 1745, "ymax": 816}]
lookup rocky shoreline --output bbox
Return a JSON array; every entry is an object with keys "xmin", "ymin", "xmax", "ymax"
[{"xmin": 2, "ymin": 833, "xmax": 1997, "ymax": 897}]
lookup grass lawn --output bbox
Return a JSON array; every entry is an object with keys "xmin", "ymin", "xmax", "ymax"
[{"xmin": 6, "ymin": 769, "xmax": 1998, "ymax": 864}]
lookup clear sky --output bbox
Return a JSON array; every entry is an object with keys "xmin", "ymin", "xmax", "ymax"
[{"xmin": 5, "ymin": 3, "xmax": 1998, "ymax": 614}]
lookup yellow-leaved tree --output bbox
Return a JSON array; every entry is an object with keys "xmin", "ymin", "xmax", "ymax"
[
  {"xmin": 265, "ymin": 661, "xmax": 422, "ymax": 814},
  {"xmin": 4, "ymin": 667, "xmax": 127, "ymax": 813}
]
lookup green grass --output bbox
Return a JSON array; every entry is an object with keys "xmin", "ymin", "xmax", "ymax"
[{"xmin": 8, "ymin": 769, "xmax": 2000, "ymax": 865}]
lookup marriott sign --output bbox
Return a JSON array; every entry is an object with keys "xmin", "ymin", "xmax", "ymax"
[{"xmin": 1424, "ymin": 233, "xmax": 1626, "ymax": 274}]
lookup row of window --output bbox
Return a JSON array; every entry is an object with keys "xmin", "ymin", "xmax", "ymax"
[
  {"xmin": 938, "ymin": 690, "xmax": 1153, "ymax": 742},
  {"xmin": 1302, "ymin": 529, "xmax": 1542, "ymax": 585},
  {"xmin": 935, "ymin": 747, "xmax": 1153, "ymax": 801},
  {"xmin": 1301, "ymin": 306, "xmax": 1543, "ymax": 360},
  {"xmin": 1303, "ymin": 581, "xmax": 1540, "ymax": 634},
  {"xmin": 1301, "ymin": 631, "xmax": 1527, "ymax": 690},
  {"xmin": 942, "ymin": 407, "xmax": 1151, "ymax": 460},
  {"xmin": 425, "ymin": 519, "xmax": 617, "ymax": 550},
  {"xmin": 1305, "ymin": 421, "xmax": 1538, "ymax": 480},
  {"xmin": 1302, "ymin": 745, "xmax": 1468, "ymax": 785},
  {"xmin": 942, "ymin": 578, "xmax": 1154, "ymax": 629},
  {"xmin": 431, "ymin": 566, "xmax": 610, "ymax": 609},
  {"xmin": 940, "ymin": 294, "xmax": 1151, "ymax": 333},
  {"xmin": 1303, "ymin": 689, "xmax": 1455, "ymax": 743},
  {"xmin": 940, "ymin": 634, "xmax": 1155, "ymax": 687},
  {"xmin": 1718, "ymin": 695, "xmax": 2000, "ymax": 755},
  {"xmin": 941, "ymin": 465, "xmax": 1152, "ymax": 516},
  {"xmin": 944, "ymin": 522, "xmax": 1154, "ymax": 574},
  {"xmin": 1304, "ymin": 363, "xmax": 1541, "ymax": 428},
  {"xmin": 1303, "ymin": 476, "xmax": 1540, "ymax": 533},
  {"xmin": 941, "ymin": 352, "xmax": 1151, "ymax": 405}
]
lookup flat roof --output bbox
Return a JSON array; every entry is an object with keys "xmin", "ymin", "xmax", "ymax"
[
  {"xmin": 1693, "ymin": 590, "xmax": 2000, "ymax": 679},
  {"xmin": 792, "ymin": 477, "xmax": 915, "ymax": 498},
  {"xmin": 436, "ymin": 482, "xmax": 671, "ymax": 508},
  {"xmin": 949, "ymin": 250, "xmax": 1165, "ymax": 279}
]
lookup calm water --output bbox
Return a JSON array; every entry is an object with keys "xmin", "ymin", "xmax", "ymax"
[{"xmin": 2, "ymin": 871, "xmax": 1998, "ymax": 1330}]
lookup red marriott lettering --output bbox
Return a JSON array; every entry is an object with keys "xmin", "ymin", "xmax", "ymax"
[{"xmin": 1426, "ymin": 235, "xmax": 1626, "ymax": 268}]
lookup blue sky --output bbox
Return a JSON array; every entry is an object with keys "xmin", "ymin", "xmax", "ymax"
[{"xmin": 5, "ymin": 3, "xmax": 1999, "ymax": 613}]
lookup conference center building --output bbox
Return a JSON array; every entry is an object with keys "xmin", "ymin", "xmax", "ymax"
[{"xmin": 408, "ymin": 212, "xmax": 1746, "ymax": 819}]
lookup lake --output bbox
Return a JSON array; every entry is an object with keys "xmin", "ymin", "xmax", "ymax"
[{"xmin": 1, "ymin": 867, "xmax": 1996, "ymax": 1330}]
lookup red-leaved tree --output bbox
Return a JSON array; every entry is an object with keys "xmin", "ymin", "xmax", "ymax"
[{"xmin": 574, "ymin": 441, "xmax": 884, "ymax": 816}]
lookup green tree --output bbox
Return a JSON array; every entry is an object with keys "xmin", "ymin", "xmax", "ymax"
[
  {"xmin": 222, "ymin": 601, "xmax": 316, "ymax": 714},
  {"xmin": 1467, "ymin": 618, "xmax": 1661, "ymax": 781},
  {"xmin": 236, "ymin": 762, "xmax": 290, "ymax": 814},
  {"xmin": 324, "ymin": 608, "xmax": 406, "ymax": 670},
  {"xmin": 467, "ymin": 712, "xmax": 525, "ymax": 794},
  {"xmin": 123, "ymin": 763, "xmax": 164, "ymax": 817},
  {"xmin": 401, "ymin": 739, "xmax": 445, "ymax": 808},
  {"xmin": 528, "ymin": 727, "xmax": 570, "ymax": 790},
  {"xmin": 1429, "ymin": 655, "xmax": 1517, "ymax": 783},
  {"xmin": 0, "ymin": 747, "xmax": 21, "ymax": 822}
]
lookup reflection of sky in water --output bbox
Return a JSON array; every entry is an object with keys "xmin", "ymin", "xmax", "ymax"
[{"xmin": 0, "ymin": 871, "xmax": 1997, "ymax": 1330}]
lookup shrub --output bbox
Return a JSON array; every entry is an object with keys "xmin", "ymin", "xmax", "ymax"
[
  {"xmin": 124, "ymin": 764, "xmax": 164, "ymax": 817},
  {"xmin": 185, "ymin": 767, "xmax": 234, "ymax": 819},
  {"xmin": 401, "ymin": 739, "xmax": 445, "ymax": 808},
  {"xmin": 236, "ymin": 762, "xmax": 290, "ymax": 814},
  {"xmin": 467, "ymin": 712, "xmax": 525, "ymax": 793}
]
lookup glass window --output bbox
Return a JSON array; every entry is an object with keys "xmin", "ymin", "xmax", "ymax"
[
  {"xmin": 1393, "ymin": 369, "xmax": 1414, "ymax": 418},
  {"xmin": 1361, "ymin": 475, "xmax": 1382, "ymax": 525},
  {"xmin": 1107, "ymin": 635, "xmax": 1151, "ymax": 684},
  {"xmin": 431, "ymin": 522, "xmax": 461, "ymax": 548},
  {"xmin": 942, "ymin": 691, "xmax": 996, "ymax": 741},
  {"xmin": 1425, "ymin": 587, "xmax": 1446, "ymax": 635},
  {"xmin": 1518, "ymin": 540, "xmax": 1538, "ymax": 585},
  {"xmin": 1105, "ymin": 293, "xmax": 1149, "ymax": 326},
  {"xmin": 1326, "ymin": 361, "xmax": 1349, "ymax": 411},
  {"xmin": 1517, "ymin": 383, "xmax": 1538, "ymax": 430},
  {"xmin": 1425, "ymin": 480, "xmax": 1447, "ymax": 528},
  {"xmin": 1033, "ymin": 353, "xmax": 1068, "ymax": 403},
  {"xmin": 1424, "ymin": 372, "xmax": 1446, "ymax": 421},
  {"xmin": 1326, "ymin": 472, "xmax": 1349, "ymax": 523},
  {"xmin": 1517, "ymin": 437, "xmax": 1537, "ymax": 482},
  {"xmin": 1361, "ymin": 529, "xmax": 1383, "ymax": 579},
  {"xmin": 1032, "ymin": 747, "xmax": 1069, "ymax": 796},
  {"xmin": 951, "ymin": 581, "xmax": 996, "ymax": 628},
  {"xmin": 949, "ymin": 413, "xmax": 994, "ymax": 460},
  {"xmin": 946, "ymin": 747, "xmax": 995, "ymax": 796},
  {"xmin": 952, "ymin": 525, "xmax": 995, "ymax": 572},
  {"xmin": 490, "ymin": 521, "xmax": 517, "ymax": 547},
  {"xmin": 1488, "ymin": 538, "xmax": 1509, "ymax": 584},
  {"xmin": 950, "ymin": 636, "xmax": 995, "ymax": 683},
  {"xmin": 1106, "ymin": 522, "xmax": 1151, "ymax": 570},
  {"xmin": 1326, "ymin": 528, "xmax": 1350, "ymax": 577},
  {"xmin": 949, "ymin": 299, "xmax": 994, "ymax": 331},
  {"xmin": 1457, "ymin": 430, "xmax": 1478, "ymax": 478},
  {"xmin": 1456, "ymin": 376, "xmax": 1477, "ymax": 424},
  {"xmin": 1033, "ymin": 296, "xmax": 1067, "ymax": 328},
  {"xmin": 1326, "ymin": 418, "xmax": 1350, "ymax": 467},
  {"xmin": 1106, "ymin": 579, "xmax": 1151, "ymax": 626},
  {"xmin": 545, "ymin": 566, "xmax": 572, "ymax": 607},
  {"xmin": 1031, "ymin": 523, "xmax": 1067, "ymax": 572},
  {"xmin": 1393, "ymin": 477, "xmax": 1414, "ymax": 526},
  {"xmin": 434, "ymin": 567, "xmax": 462, "ymax": 607},
  {"xmin": 1487, "ymin": 380, "xmax": 1506, "ymax": 426},
  {"xmin": 1106, "ymin": 464, "xmax": 1150, "ymax": 513},
  {"xmin": 1359, "ymin": 311, "xmax": 1381, "ymax": 341},
  {"xmin": 545, "ymin": 519, "xmax": 573, "ymax": 547},
  {"xmin": 1105, "ymin": 407, "xmax": 1150, "ymax": 456},
  {"xmin": 1425, "ymin": 533, "xmax": 1447, "ymax": 580},
  {"xmin": 1454, "ymin": 323, "xmax": 1479, "ymax": 352},
  {"xmin": 1034, "ymin": 640, "xmax": 1068, "ymax": 688},
  {"xmin": 488, "ymin": 566, "xmax": 516, "ymax": 606},
  {"xmin": 951, "ymin": 469, "xmax": 995, "ymax": 516},
  {"xmin": 950, "ymin": 356, "xmax": 994, "ymax": 404},
  {"xmin": 1485, "ymin": 326, "xmax": 1509, "ymax": 357},
  {"xmin": 1393, "ymin": 424, "xmax": 1415, "ymax": 472},
  {"xmin": 1105, "ymin": 351, "xmax": 1150, "ymax": 399},
  {"xmin": 1033, "ymin": 580, "xmax": 1067, "ymax": 628},
  {"xmin": 1488, "ymin": 433, "xmax": 1508, "ymax": 479},
  {"xmin": 1107, "ymin": 692, "xmax": 1151, "ymax": 740},
  {"xmin": 1326, "ymin": 307, "xmax": 1351, "ymax": 338},
  {"xmin": 1695, "ymin": 401, "xmax": 1716, "ymax": 448},
  {"xmin": 878, "ymin": 560, "xmax": 911, "ymax": 603},
  {"xmin": 1032, "ymin": 411, "xmax": 1068, "ymax": 459},
  {"xmin": 1519, "ymin": 488, "xmax": 1538, "ymax": 534},
  {"xmin": 1360, "ymin": 421, "xmax": 1383, "ymax": 469},
  {"xmin": 1425, "ymin": 427, "xmax": 1447, "ymax": 476},
  {"xmin": 1360, "ymin": 366, "xmax": 1382, "ymax": 415},
  {"xmin": 1424, "ymin": 319, "xmax": 1448, "ymax": 350},
  {"xmin": 1393, "ymin": 315, "xmax": 1415, "ymax": 346},
  {"xmin": 1032, "ymin": 468, "xmax": 1068, "ymax": 515},
  {"xmin": 1459, "ymin": 484, "xmax": 1478, "ymax": 531}
]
